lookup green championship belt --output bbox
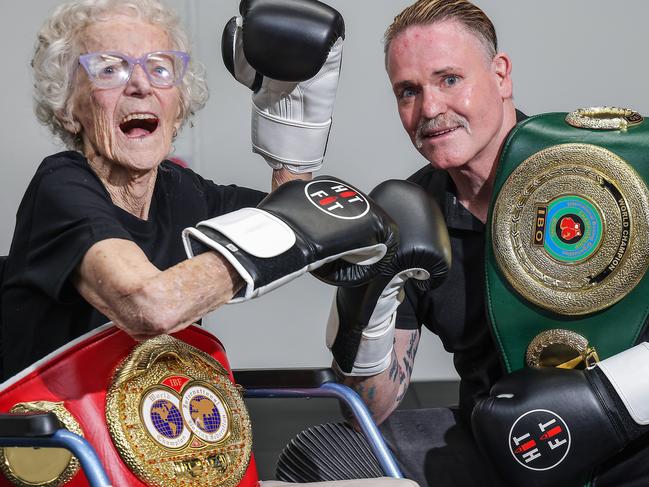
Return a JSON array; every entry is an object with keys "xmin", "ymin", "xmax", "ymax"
[{"xmin": 486, "ymin": 107, "xmax": 649, "ymax": 373}]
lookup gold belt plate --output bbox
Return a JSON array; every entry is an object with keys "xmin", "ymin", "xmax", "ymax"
[
  {"xmin": 492, "ymin": 143, "xmax": 649, "ymax": 315},
  {"xmin": 106, "ymin": 335, "xmax": 252, "ymax": 487},
  {"xmin": 526, "ymin": 329, "xmax": 600, "ymax": 369}
]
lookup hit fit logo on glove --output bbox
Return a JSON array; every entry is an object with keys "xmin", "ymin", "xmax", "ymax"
[
  {"xmin": 472, "ymin": 343, "xmax": 649, "ymax": 487},
  {"xmin": 509, "ymin": 409, "xmax": 571, "ymax": 470},
  {"xmin": 305, "ymin": 180, "xmax": 369, "ymax": 219}
]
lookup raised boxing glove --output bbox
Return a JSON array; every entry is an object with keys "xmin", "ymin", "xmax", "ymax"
[
  {"xmin": 327, "ymin": 180, "xmax": 451, "ymax": 376},
  {"xmin": 222, "ymin": 0, "xmax": 344, "ymax": 173},
  {"xmin": 471, "ymin": 343, "xmax": 649, "ymax": 487},
  {"xmin": 182, "ymin": 176, "xmax": 398, "ymax": 302}
]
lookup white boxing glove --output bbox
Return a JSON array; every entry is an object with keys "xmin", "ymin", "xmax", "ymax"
[{"xmin": 222, "ymin": 0, "xmax": 345, "ymax": 173}]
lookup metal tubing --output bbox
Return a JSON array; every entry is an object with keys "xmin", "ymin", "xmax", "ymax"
[{"xmin": 244, "ymin": 383, "xmax": 403, "ymax": 478}]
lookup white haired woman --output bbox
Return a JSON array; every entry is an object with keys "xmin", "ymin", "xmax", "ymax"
[
  {"xmin": 0, "ymin": 0, "xmax": 359, "ymax": 380},
  {"xmin": 0, "ymin": 0, "xmax": 268, "ymax": 380}
]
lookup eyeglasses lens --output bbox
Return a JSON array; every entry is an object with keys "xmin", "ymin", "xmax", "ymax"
[
  {"xmin": 88, "ymin": 54, "xmax": 130, "ymax": 87},
  {"xmin": 145, "ymin": 53, "xmax": 180, "ymax": 86},
  {"xmin": 84, "ymin": 52, "xmax": 186, "ymax": 88}
]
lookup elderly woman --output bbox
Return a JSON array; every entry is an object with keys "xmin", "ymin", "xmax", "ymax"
[{"xmin": 0, "ymin": 0, "xmax": 386, "ymax": 380}]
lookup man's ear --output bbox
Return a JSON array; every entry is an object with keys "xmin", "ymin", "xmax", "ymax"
[{"xmin": 492, "ymin": 52, "xmax": 513, "ymax": 100}]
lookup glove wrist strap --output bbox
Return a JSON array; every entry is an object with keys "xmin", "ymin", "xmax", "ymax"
[
  {"xmin": 597, "ymin": 342, "xmax": 649, "ymax": 425},
  {"xmin": 335, "ymin": 312, "xmax": 396, "ymax": 377},
  {"xmin": 251, "ymin": 101, "xmax": 330, "ymax": 172},
  {"xmin": 182, "ymin": 209, "xmax": 297, "ymax": 303}
]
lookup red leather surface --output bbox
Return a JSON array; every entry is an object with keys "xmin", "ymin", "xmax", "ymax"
[{"xmin": 0, "ymin": 325, "xmax": 259, "ymax": 487}]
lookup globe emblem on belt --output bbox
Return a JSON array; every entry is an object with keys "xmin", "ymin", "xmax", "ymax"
[
  {"xmin": 182, "ymin": 385, "xmax": 230, "ymax": 443},
  {"xmin": 141, "ymin": 388, "xmax": 192, "ymax": 449},
  {"xmin": 189, "ymin": 395, "xmax": 221, "ymax": 433},
  {"xmin": 151, "ymin": 399, "xmax": 184, "ymax": 439}
]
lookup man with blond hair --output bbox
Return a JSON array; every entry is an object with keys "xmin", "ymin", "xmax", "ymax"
[{"xmin": 324, "ymin": 0, "xmax": 649, "ymax": 485}]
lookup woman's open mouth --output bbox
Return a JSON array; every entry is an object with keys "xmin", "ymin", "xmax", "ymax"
[{"xmin": 119, "ymin": 113, "xmax": 159, "ymax": 138}]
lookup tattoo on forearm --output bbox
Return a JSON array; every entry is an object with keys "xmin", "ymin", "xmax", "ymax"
[
  {"xmin": 395, "ymin": 330, "xmax": 419, "ymax": 403},
  {"xmin": 406, "ymin": 330, "xmax": 418, "ymax": 360},
  {"xmin": 388, "ymin": 350, "xmax": 399, "ymax": 382},
  {"xmin": 337, "ymin": 376, "xmax": 378, "ymax": 424},
  {"xmin": 351, "ymin": 382, "xmax": 376, "ymax": 402}
]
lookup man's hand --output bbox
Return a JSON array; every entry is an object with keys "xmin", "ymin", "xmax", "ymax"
[
  {"xmin": 327, "ymin": 180, "xmax": 451, "ymax": 376},
  {"xmin": 472, "ymin": 344, "xmax": 649, "ymax": 487}
]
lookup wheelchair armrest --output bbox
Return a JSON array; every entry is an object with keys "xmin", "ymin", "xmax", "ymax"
[
  {"xmin": 233, "ymin": 367, "xmax": 337, "ymax": 389},
  {"xmin": 0, "ymin": 413, "xmax": 113, "ymax": 486},
  {"xmin": 0, "ymin": 412, "xmax": 60, "ymax": 437},
  {"xmin": 234, "ymin": 367, "xmax": 404, "ymax": 479}
]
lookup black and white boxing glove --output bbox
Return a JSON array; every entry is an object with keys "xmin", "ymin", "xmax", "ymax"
[
  {"xmin": 182, "ymin": 177, "xmax": 398, "ymax": 302},
  {"xmin": 222, "ymin": 0, "xmax": 344, "ymax": 173},
  {"xmin": 327, "ymin": 180, "xmax": 451, "ymax": 376},
  {"xmin": 471, "ymin": 343, "xmax": 649, "ymax": 487}
]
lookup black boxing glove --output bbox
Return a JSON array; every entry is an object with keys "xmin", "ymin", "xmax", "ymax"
[
  {"xmin": 471, "ymin": 343, "xmax": 649, "ymax": 487},
  {"xmin": 182, "ymin": 176, "xmax": 398, "ymax": 302},
  {"xmin": 327, "ymin": 180, "xmax": 451, "ymax": 376},
  {"xmin": 222, "ymin": 0, "xmax": 345, "ymax": 173}
]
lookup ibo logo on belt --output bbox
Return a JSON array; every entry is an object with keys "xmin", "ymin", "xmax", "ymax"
[
  {"xmin": 534, "ymin": 195, "xmax": 603, "ymax": 263},
  {"xmin": 492, "ymin": 137, "xmax": 649, "ymax": 316}
]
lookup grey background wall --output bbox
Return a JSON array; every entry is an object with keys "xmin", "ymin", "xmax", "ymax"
[{"xmin": 1, "ymin": 0, "xmax": 648, "ymax": 381}]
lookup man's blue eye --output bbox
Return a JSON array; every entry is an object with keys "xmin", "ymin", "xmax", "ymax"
[
  {"xmin": 400, "ymin": 87, "xmax": 416, "ymax": 99},
  {"xmin": 444, "ymin": 76, "xmax": 459, "ymax": 87}
]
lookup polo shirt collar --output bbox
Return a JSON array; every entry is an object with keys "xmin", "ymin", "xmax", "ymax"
[{"xmin": 442, "ymin": 174, "xmax": 485, "ymax": 232}]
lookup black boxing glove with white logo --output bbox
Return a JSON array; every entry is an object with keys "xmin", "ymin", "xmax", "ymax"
[
  {"xmin": 471, "ymin": 343, "xmax": 649, "ymax": 487},
  {"xmin": 183, "ymin": 176, "xmax": 398, "ymax": 302}
]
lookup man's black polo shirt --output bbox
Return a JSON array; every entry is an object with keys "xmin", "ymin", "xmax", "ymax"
[{"xmin": 396, "ymin": 166, "xmax": 503, "ymax": 424}]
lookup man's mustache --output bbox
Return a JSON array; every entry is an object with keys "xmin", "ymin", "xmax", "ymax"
[{"xmin": 415, "ymin": 113, "xmax": 470, "ymax": 149}]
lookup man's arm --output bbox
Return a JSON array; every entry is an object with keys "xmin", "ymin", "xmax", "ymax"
[
  {"xmin": 341, "ymin": 327, "xmax": 421, "ymax": 425},
  {"xmin": 325, "ymin": 180, "xmax": 451, "ymax": 424}
]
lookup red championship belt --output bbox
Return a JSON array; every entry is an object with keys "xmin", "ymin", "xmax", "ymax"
[{"xmin": 0, "ymin": 324, "xmax": 258, "ymax": 487}]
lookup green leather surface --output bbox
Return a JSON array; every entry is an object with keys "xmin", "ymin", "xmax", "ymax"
[{"xmin": 485, "ymin": 112, "xmax": 649, "ymax": 372}]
